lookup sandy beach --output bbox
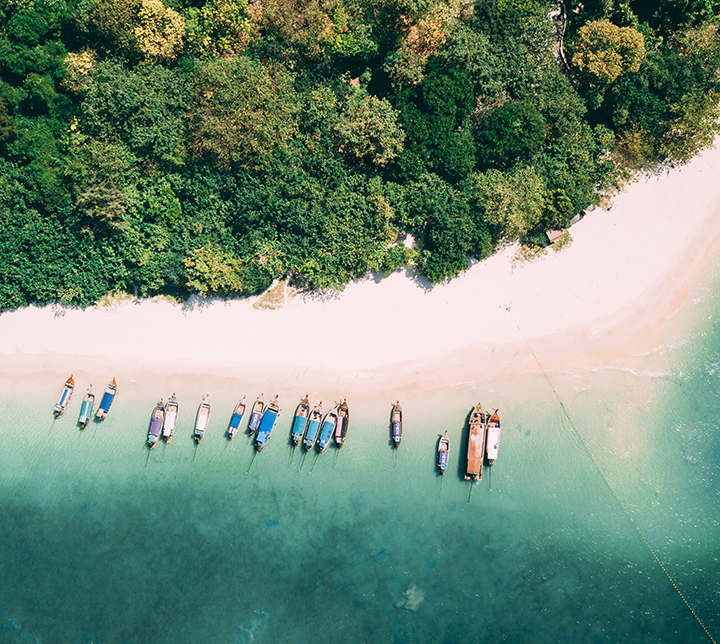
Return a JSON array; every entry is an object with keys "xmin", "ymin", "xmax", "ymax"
[{"xmin": 2, "ymin": 141, "xmax": 720, "ymax": 394}]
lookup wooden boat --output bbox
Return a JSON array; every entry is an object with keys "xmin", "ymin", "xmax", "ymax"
[
  {"xmin": 228, "ymin": 396, "xmax": 246, "ymax": 440},
  {"xmin": 162, "ymin": 395, "xmax": 178, "ymax": 443},
  {"xmin": 248, "ymin": 395, "xmax": 264, "ymax": 435},
  {"xmin": 485, "ymin": 409, "xmax": 501, "ymax": 466},
  {"xmin": 334, "ymin": 398, "xmax": 349, "ymax": 448},
  {"xmin": 194, "ymin": 395, "xmax": 211, "ymax": 444},
  {"xmin": 465, "ymin": 403, "xmax": 487, "ymax": 480},
  {"xmin": 303, "ymin": 402, "xmax": 322, "ymax": 451},
  {"xmin": 437, "ymin": 431, "xmax": 449, "ymax": 475},
  {"xmin": 147, "ymin": 399, "xmax": 165, "ymax": 449},
  {"xmin": 77, "ymin": 386, "xmax": 94, "ymax": 429},
  {"xmin": 391, "ymin": 400, "xmax": 402, "ymax": 448},
  {"xmin": 255, "ymin": 395, "xmax": 279, "ymax": 452},
  {"xmin": 54, "ymin": 374, "xmax": 74, "ymax": 416},
  {"xmin": 317, "ymin": 405, "xmax": 338, "ymax": 453},
  {"xmin": 291, "ymin": 394, "xmax": 310, "ymax": 446},
  {"xmin": 96, "ymin": 378, "xmax": 117, "ymax": 420}
]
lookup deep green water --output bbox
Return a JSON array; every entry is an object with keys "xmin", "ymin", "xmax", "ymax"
[{"xmin": 2, "ymin": 275, "xmax": 720, "ymax": 643}]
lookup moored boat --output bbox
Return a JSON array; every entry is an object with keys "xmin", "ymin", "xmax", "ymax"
[
  {"xmin": 248, "ymin": 395, "xmax": 264, "ymax": 435},
  {"xmin": 54, "ymin": 375, "xmax": 74, "ymax": 417},
  {"xmin": 96, "ymin": 378, "xmax": 117, "ymax": 420},
  {"xmin": 317, "ymin": 405, "xmax": 338, "ymax": 453},
  {"xmin": 255, "ymin": 395, "xmax": 279, "ymax": 452},
  {"xmin": 162, "ymin": 395, "xmax": 178, "ymax": 443},
  {"xmin": 485, "ymin": 409, "xmax": 501, "ymax": 466},
  {"xmin": 228, "ymin": 396, "xmax": 246, "ymax": 440},
  {"xmin": 465, "ymin": 403, "xmax": 487, "ymax": 480},
  {"xmin": 291, "ymin": 394, "xmax": 310, "ymax": 446},
  {"xmin": 303, "ymin": 402, "xmax": 322, "ymax": 451},
  {"xmin": 334, "ymin": 398, "xmax": 349, "ymax": 448},
  {"xmin": 194, "ymin": 394, "xmax": 211, "ymax": 444},
  {"xmin": 437, "ymin": 431, "xmax": 449, "ymax": 475},
  {"xmin": 391, "ymin": 401, "xmax": 402, "ymax": 448},
  {"xmin": 78, "ymin": 386, "xmax": 94, "ymax": 429},
  {"xmin": 147, "ymin": 399, "xmax": 165, "ymax": 449}
]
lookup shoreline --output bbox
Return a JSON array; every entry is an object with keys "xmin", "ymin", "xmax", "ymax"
[{"xmin": 2, "ymin": 141, "xmax": 720, "ymax": 395}]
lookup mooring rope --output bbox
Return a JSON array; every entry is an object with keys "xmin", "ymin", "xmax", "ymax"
[{"xmin": 507, "ymin": 307, "xmax": 716, "ymax": 644}]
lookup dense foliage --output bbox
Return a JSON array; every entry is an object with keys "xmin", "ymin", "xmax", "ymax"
[{"xmin": 1, "ymin": 0, "xmax": 719, "ymax": 307}]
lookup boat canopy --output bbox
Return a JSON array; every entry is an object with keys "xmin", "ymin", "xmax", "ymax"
[{"xmin": 99, "ymin": 391, "xmax": 114, "ymax": 410}]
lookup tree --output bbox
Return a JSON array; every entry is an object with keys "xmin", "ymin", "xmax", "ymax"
[
  {"xmin": 334, "ymin": 89, "xmax": 405, "ymax": 166},
  {"xmin": 396, "ymin": 61, "xmax": 477, "ymax": 182},
  {"xmin": 572, "ymin": 19, "xmax": 645, "ymax": 86},
  {"xmin": 462, "ymin": 166, "xmax": 546, "ymax": 241},
  {"xmin": 133, "ymin": 0, "xmax": 185, "ymax": 62},
  {"xmin": 184, "ymin": 242, "xmax": 244, "ymax": 296},
  {"xmin": 184, "ymin": 0, "xmax": 254, "ymax": 57},
  {"xmin": 474, "ymin": 100, "xmax": 546, "ymax": 169},
  {"xmin": 188, "ymin": 56, "xmax": 300, "ymax": 170}
]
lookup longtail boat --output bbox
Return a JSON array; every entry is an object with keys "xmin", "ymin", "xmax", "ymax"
[
  {"xmin": 485, "ymin": 409, "xmax": 501, "ymax": 466},
  {"xmin": 291, "ymin": 394, "xmax": 310, "ymax": 446},
  {"xmin": 147, "ymin": 399, "xmax": 165, "ymax": 449},
  {"xmin": 96, "ymin": 378, "xmax": 117, "ymax": 420},
  {"xmin": 194, "ymin": 395, "xmax": 211, "ymax": 444},
  {"xmin": 303, "ymin": 402, "xmax": 322, "ymax": 451},
  {"xmin": 248, "ymin": 395, "xmax": 264, "ymax": 435},
  {"xmin": 438, "ymin": 431, "xmax": 449, "ymax": 475},
  {"xmin": 54, "ymin": 375, "xmax": 74, "ymax": 416},
  {"xmin": 255, "ymin": 395, "xmax": 279, "ymax": 452},
  {"xmin": 465, "ymin": 403, "xmax": 487, "ymax": 480},
  {"xmin": 334, "ymin": 398, "xmax": 349, "ymax": 448},
  {"xmin": 77, "ymin": 386, "xmax": 94, "ymax": 429},
  {"xmin": 228, "ymin": 396, "xmax": 246, "ymax": 440},
  {"xmin": 162, "ymin": 395, "xmax": 178, "ymax": 443},
  {"xmin": 391, "ymin": 401, "xmax": 402, "ymax": 448},
  {"xmin": 317, "ymin": 405, "xmax": 338, "ymax": 453}
]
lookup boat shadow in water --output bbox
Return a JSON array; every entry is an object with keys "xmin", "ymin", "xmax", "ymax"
[{"xmin": 456, "ymin": 407, "xmax": 474, "ymax": 482}]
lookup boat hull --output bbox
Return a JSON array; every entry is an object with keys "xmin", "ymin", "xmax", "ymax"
[
  {"xmin": 78, "ymin": 394, "xmax": 94, "ymax": 429},
  {"xmin": 194, "ymin": 399, "xmax": 211, "ymax": 444},
  {"xmin": 438, "ymin": 434, "xmax": 449, "ymax": 474},
  {"xmin": 334, "ymin": 400, "xmax": 349, "ymax": 447},
  {"xmin": 54, "ymin": 376, "xmax": 74, "ymax": 416},
  {"xmin": 485, "ymin": 410, "xmax": 501, "ymax": 466},
  {"xmin": 465, "ymin": 404, "xmax": 486, "ymax": 480},
  {"xmin": 162, "ymin": 399, "xmax": 178, "ymax": 443}
]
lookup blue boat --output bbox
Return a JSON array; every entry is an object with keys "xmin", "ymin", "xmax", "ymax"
[
  {"xmin": 317, "ymin": 405, "xmax": 338, "ymax": 453},
  {"xmin": 303, "ymin": 402, "xmax": 322, "ymax": 451},
  {"xmin": 437, "ymin": 431, "xmax": 449, "ymax": 475},
  {"xmin": 248, "ymin": 395, "xmax": 264, "ymax": 435},
  {"xmin": 147, "ymin": 399, "xmax": 165, "ymax": 449},
  {"xmin": 54, "ymin": 375, "xmax": 74, "ymax": 417},
  {"xmin": 255, "ymin": 396, "xmax": 279, "ymax": 452},
  {"xmin": 391, "ymin": 400, "xmax": 402, "ymax": 448},
  {"xmin": 228, "ymin": 396, "xmax": 246, "ymax": 440},
  {"xmin": 291, "ymin": 395, "xmax": 310, "ymax": 446},
  {"xmin": 77, "ymin": 386, "xmax": 94, "ymax": 429},
  {"xmin": 96, "ymin": 378, "xmax": 117, "ymax": 421}
]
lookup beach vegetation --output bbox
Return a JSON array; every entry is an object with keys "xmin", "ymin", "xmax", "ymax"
[{"xmin": 0, "ymin": 0, "xmax": 718, "ymax": 305}]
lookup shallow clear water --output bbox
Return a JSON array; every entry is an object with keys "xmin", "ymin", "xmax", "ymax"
[{"xmin": 2, "ymin": 273, "xmax": 720, "ymax": 643}]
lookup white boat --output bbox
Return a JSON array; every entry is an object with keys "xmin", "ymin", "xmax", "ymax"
[
  {"xmin": 485, "ymin": 409, "xmax": 501, "ymax": 466},
  {"xmin": 162, "ymin": 395, "xmax": 178, "ymax": 443},
  {"xmin": 194, "ymin": 395, "xmax": 211, "ymax": 444}
]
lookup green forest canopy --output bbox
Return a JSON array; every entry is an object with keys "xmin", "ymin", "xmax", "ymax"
[{"xmin": 1, "ymin": 0, "xmax": 719, "ymax": 307}]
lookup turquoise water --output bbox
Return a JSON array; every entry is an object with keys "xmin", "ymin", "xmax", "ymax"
[{"xmin": 2, "ymin": 277, "xmax": 720, "ymax": 642}]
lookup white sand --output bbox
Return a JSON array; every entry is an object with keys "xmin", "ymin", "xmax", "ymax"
[{"xmin": 2, "ymin": 141, "xmax": 720, "ymax": 394}]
